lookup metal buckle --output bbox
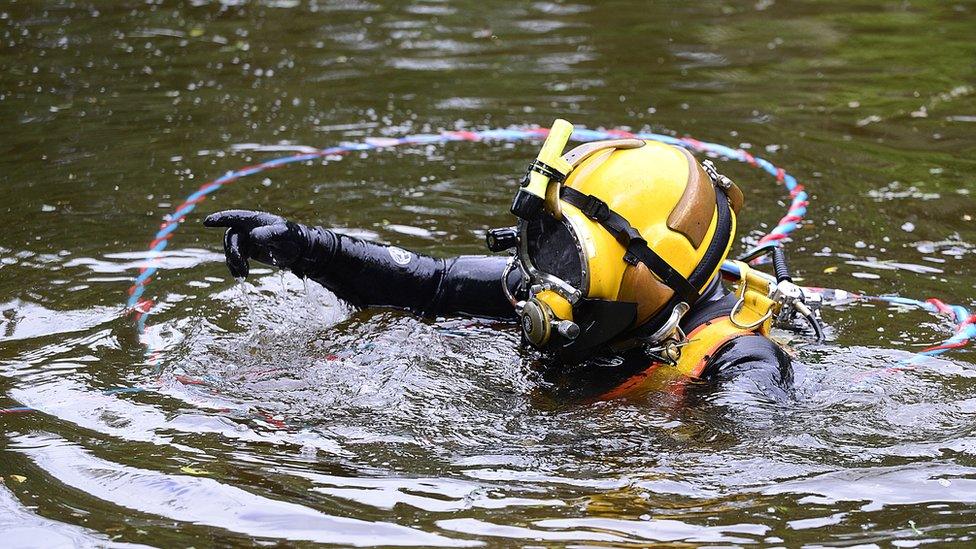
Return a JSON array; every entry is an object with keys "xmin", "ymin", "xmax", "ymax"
[
  {"xmin": 500, "ymin": 257, "xmax": 521, "ymax": 308},
  {"xmin": 641, "ymin": 304, "xmax": 691, "ymax": 366},
  {"xmin": 642, "ymin": 302, "xmax": 690, "ymax": 344},
  {"xmin": 728, "ymin": 265, "xmax": 774, "ymax": 330},
  {"xmin": 729, "ymin": 296, "xmax": 773, "ymax": 330}
]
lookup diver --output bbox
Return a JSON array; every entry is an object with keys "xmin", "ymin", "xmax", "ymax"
[{"xmin": 205, "ymin": 120, "xmax": 794, "ymax": 401}]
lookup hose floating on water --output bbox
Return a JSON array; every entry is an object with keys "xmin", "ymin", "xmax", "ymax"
[{"xmin": 1, "ymin": 126, "xmax": 970, "ymax": 416}]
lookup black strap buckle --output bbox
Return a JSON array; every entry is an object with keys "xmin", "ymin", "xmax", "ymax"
[
  {"xmin": 527, "ymin": 159, "xmax": 567, "ymax": 183},
  {"xmin": 579, "ymin": 195, "xmax": 610, "ymax": 222},
  {"xmin": 622, "ymin": 236, "xmax": 646, "ymax": 265}
]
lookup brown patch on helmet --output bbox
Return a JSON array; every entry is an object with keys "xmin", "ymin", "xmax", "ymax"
[
  {"xmin": 668, "ymin": 149, "xmax": 717, "ymax": 249},
  {"xmin": 618, "ymin": 262, "xmax": 674, "ymax": 326},
  {"xmin": 725, "ymin": 179, "xmax": 745, "ymax": 214}
]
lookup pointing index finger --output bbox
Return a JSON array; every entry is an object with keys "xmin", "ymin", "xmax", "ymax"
[{"xmin": 204, "ymin": 210, "xmax": 286, "ymax": 230}]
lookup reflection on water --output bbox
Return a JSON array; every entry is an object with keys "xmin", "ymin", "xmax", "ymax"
[{"xmin": 2, "ymin": 0, "xmax": 976, "ymax": 546}]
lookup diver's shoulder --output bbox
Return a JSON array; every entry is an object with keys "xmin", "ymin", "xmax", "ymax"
[{"xmin": 703, "ymin": 334, "xmax": 792, "ymax": 382}]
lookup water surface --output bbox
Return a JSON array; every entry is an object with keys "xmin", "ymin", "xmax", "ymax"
[{"xmin": 2, "ymin": 1, "xmax": 976, "ymax": 546}]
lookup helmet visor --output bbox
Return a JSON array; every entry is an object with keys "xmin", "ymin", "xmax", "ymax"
[{"xmin": 519, "ymin": 214, "xmax": 585, "ymax": 299}]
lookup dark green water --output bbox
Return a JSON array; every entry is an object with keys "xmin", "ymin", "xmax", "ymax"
[{"xmin": 2, "ymin": 0, "xmax": 976, "ymax": 546}]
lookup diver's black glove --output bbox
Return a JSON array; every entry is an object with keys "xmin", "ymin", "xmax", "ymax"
[{"xmin": 203, "ymin": 210, "xmax": 332, "ymax": 279}]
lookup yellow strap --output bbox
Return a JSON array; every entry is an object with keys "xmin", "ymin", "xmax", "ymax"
[
  {"xmin": 598, "ymin": 318, "xmax": 754, "ymax": 400},
  {"xmin": 677, "ymin": 318, "xmax": 754, "ymax": 377}
]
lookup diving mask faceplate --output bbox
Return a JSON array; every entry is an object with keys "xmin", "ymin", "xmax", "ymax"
[{"xmin": 507, "ymin": 136, "xmax": 653, "ymax": 360}]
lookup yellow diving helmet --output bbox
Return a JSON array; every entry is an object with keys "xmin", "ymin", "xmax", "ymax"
[{"xmin": 490, "ymin": 119, "xmax": 744, "ymax": 362}]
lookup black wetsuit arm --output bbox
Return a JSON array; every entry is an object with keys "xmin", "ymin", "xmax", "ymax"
[{"xmin": 294, "ymin": 227, "xmax": 519, "ymax": 319}]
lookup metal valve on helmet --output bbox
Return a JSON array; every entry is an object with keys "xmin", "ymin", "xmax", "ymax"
[
  {"xmin": 770, "ymin": 247, "xmax": 826, "ymax": 342},
  {"xmin": 736, "ymin": 243, "xmax": 825, "ymax": 342},
  {"xmin": 554, "ymin": 319, "xmax": 580, "ymax": 339},
  {"xmin": 520, "ymin": 296, "xmax": 580, "ymax": 348}
]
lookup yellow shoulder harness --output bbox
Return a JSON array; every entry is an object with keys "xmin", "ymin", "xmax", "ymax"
[{"xmin": 599, "ymin": 261, "xmax": 778, "ymax": 400}]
